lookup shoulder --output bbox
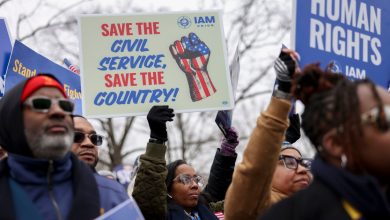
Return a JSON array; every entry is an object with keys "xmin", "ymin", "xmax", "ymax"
[
  {"xmin": 94, "ymin": 173, "xmax": 127, "ymax": 194},
  {"xmin": 94, "ymin": 173, "xmax": 129, "ymax": 207}
]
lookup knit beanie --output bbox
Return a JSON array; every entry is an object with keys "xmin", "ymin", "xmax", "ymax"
[
  {"xmin": 281, "ymin": 141, "xmax": 302, "ymax": 156},
  {"xmin": 21, "ymin": 74, "xmax": 66, "ymax": 102}
]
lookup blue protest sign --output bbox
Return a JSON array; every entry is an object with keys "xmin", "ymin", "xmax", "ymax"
[
  {"xmin": 95, "ymin": 197, "xmax": 144, "ymax": 220},
  {"xmin": 293, "ymin": 0, "xmax": 390, "ymax": 89},
  {"xmin": 0, "ymin": 18, "xmax": 12, "ymax": 97},
  {"xmin": 4, "ymin": 40, "xmax": 82, "ymax": 114}
]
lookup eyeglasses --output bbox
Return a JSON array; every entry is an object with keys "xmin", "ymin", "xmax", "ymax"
[
  {"xmin": 279, "ymin": 155, "xmax": 312, "ymax": 170},
  {"xmin": 361, "ymin": 105, "xmax": 390, "ymax": 132},
  {"xmin": 24, "ymin": 97, "xmax": 74, "ymax": 114},
  {"xmin": 173, "ymin": 174, "xmax": 204, "ymax": 188},
  {"xmin": 74, "ymin": 131, "xmax": 103, "ymax": 146}
]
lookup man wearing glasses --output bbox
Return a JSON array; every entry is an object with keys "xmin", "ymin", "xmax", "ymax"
[
  {"xmin": 71, "ymin": 114, "xmax": 129, "ymax": 208},
  {"xmin": 0, "ymin": 74, "xmax": 127, "ymax": 219},
  {"xmin": 71, "ymin": 115, "xmax": 103, "ymax": 168}
]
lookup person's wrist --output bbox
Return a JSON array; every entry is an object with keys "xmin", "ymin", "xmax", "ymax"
[
  {"xmin": 273, "ymin": 89, "xmax": 293, "ymax": 100},
  {"xmin": 149, "ymin": 137, "xmax": 165, "ymax": 144}
]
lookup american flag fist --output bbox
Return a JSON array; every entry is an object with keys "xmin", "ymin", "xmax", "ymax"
[{"xmin": 170, "ymin": 33, "xmax": 216, "ymax": 102}]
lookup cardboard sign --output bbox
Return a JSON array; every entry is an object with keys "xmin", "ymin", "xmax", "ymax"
[
  {"xmin": 4, "ymin": 41, "xmax": 82, "ymax": 114},
  {"xmin": 293, "ymin": 0, "xmax": 390, "ymax": 89},
  {"xmin": 79, "ymin": 11, "xmax": 234, "ymax": 118},
  {"xmin": 0, "ymin": 17, "xmax": 12, "ymax": 97}
]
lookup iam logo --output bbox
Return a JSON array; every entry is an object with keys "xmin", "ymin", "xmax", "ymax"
[
  {"xmin": 177, "ymin": 16, "xmax": 192, "ymax": 29},
  {"xmin": 327, "ymin": 60, "xmax": 342, "ymax": 74}
]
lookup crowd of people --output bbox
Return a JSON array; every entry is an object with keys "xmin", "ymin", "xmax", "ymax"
[{"xmin": 1, "ymin": 47, "xmax": 390, "ymax": 220}]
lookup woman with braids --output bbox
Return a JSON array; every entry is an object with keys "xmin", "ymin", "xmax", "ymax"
[{"xmin": 260, "ymin": 64, "xmax": 390, "ymax": 220}]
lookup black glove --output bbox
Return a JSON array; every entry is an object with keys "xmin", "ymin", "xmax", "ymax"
[
  {"xmin": 274, "ymin": 50, "xmax": 296, "ymax": 93},
  {"xmin": 147, "ymin": 105, "xmax": 175, "ymax": 142},
  {"xmin": 285, "ymin": 113, "xmax": 301, "ymax": 144}
]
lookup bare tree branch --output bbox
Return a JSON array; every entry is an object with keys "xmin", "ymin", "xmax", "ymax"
[{"xmin": 0, "ymin": 0, "xmax": 11, "ymax": 8}]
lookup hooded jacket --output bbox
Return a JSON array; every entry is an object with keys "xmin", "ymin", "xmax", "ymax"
[{"xmin": 0, "ymin": 76, "xmax": 127, "ymax": 219}]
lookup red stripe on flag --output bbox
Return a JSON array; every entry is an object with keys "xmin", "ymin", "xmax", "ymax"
[
  {"xmin": 199, "ymin": 55, "xmax": 216, "ymax": 93},
  {"xmin": 192, "ymin": 58, "xmax": 211, "ymax": 97},
  {"xmin": 176, "ymin": 41, "xmax": 202, "ymax": 100}
]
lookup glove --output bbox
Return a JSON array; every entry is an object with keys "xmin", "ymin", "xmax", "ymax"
[
  {"xmin": 220, "ymin": 127, "xmax": 239, "ymax": 156},
  {"xmin": 274, "ymin": 49, "xmax": 297, "ymax": 93},
  {"xmin": 147, "ymin": 105, "xmax": 175, "ymax": 142},
  {"xmin": 285, "ymin": 113, "xmax": 301, "ymax": 144},
  {"xmin": 170, "ymin": 32, "xmax": 216, "ymax": 102}
]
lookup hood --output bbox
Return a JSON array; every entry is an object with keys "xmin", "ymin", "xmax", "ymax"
[
  {"xmin": 0, "ymin": 74, "xmax": 65, "ymax": 157},
  {"xmin": 0, "ymin": 77, "xmax": 32, "ymax": 157}
]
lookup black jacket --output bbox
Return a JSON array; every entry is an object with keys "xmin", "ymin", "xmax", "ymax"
[{"xmin": 260, "ymin": 156, "xmax": 390, "ymax": 220}]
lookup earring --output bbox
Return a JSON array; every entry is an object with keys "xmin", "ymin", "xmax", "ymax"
[
  {"xmin": 167, "ymin": 194, "xmax": 172, "ymax": 199},
  {"xmin": 341, "ymin": 154, "xmax": 347, "ymax": 168}
]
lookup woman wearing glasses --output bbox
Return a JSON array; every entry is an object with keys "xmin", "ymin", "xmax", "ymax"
[
  {"xmin": 272, "ymin": 142, "xmax": 312, "ymax": 199},
  {"xmin": 132, "ymin": 106, "xmax": 238, "ymax": 220},
  {"xmin": 224, "ymin": 49, "xmax": 312, "ymax": 220},
  {"xmin": 261, "ymin": 64, "xmax": 390, "ymax": 219}
]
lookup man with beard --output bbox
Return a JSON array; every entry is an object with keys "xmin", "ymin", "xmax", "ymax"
[
  {"xmin": 71, "ymin": 115, "xmax": 128, "ymax": 199},
  {"xmin": 0, "ymin": 74, "xmax": 128, "ymax": 219}
]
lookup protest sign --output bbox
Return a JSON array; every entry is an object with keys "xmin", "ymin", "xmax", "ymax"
[
  {"xmin": 4, "ymin": 40, "xmax": 82, "ymax": 114},
  {"xmin": 95, "ymin": 197, "xmax": 144, "ymax": 220},
  {"xmin": 0, "ymin": 17, "xmax": 12, "ymax": 97},
  {"xmin": 215, "ymin": 44, "xmax": 240, "ymax": 137},
  {"xmin": 293, "ymin": 0, "xmax": 390, "ymax": 89},
  {"xmin": 79, "ymin": 10, "xmax": 234, "ymax": 118}
]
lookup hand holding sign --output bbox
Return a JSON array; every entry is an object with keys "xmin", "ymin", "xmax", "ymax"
[{"xmin": 170, "ymin": 33, "xmax": 216, "ymax": 102}]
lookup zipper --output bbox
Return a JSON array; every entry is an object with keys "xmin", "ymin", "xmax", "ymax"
[{"xmin": 47, "ymin": 160, "xmax": 63, "ymax": 220}]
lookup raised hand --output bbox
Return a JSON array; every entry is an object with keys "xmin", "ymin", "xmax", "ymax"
[
  {"xmin": 170, "ymin": 32, "xmax": 216, "ymax": 102},
  {"xmin": 147, "ymin": 105, "xmax": 175, "ymax": 142},
  {"xmin": 274, "ymin": 49, "xmax": 300, "ymax": 94}
]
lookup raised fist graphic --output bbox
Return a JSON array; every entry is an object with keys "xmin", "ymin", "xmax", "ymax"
[{"xmin": 170, "ymin": 32, "xmax": 216, "ymax": 102}]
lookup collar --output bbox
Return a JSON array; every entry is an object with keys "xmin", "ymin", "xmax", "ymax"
[
  {"xmin": 7, "ymin": 153, "xmax": 72, "ymax": 184},
  {"xmin": 312, "ymin": 155, "xmax": 390, "ymax": 218}
]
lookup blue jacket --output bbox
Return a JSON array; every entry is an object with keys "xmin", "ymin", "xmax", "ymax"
[
  {"xmin": 94, "ymin": 172, "xmax": 130, "ymax": 214},
  {"xmin": 3, "ymin": 153, "xmax": 128, "ymax": 220}
]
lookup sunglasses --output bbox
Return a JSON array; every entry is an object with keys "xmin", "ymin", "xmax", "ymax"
[
  {"xmin": 173, "ymin": 174, "xmax": 204, "ymax": 188},
  {"xmin": 24, "ymin": 97, "xmax": 74, "ymax": 114},
  {"xmin": 74, "ymin": 131, "xmax": 103, "ymax": 146},
  {"xmin": 279, "ymin": 155, "xmax": 312, "ymax": 170},
  {"xmin": 360, "ymin": 105, "xmax": 390, "ymax": 132}
]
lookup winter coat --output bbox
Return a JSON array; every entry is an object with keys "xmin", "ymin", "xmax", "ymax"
[
  {"xmin": 132, "ymin": 142, "xmax": 237, "ymax": 220},
  {"xmin": 260, "ymin": 156, "xmax": 390, "ymax": 220},
  {"xmin": 224, "ymin": 97, "xmax": 292, "ymax": 220},
  {"xmin": 0, "ymin": 75, "xmax": 127, "ymax": 219},
  {"xmin": 94, "ymin": 172, "xmax": 130, "ymax": 214}
]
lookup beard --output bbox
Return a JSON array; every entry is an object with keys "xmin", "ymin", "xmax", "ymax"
[{"xmin": 25, "ymin": 128, "xmax": 74, "ymax": 160}]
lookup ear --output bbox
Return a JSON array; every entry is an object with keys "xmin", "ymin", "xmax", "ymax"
[{"xmin": 321, "ymin": 129, "xmax": 344, "ymax": 159}]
